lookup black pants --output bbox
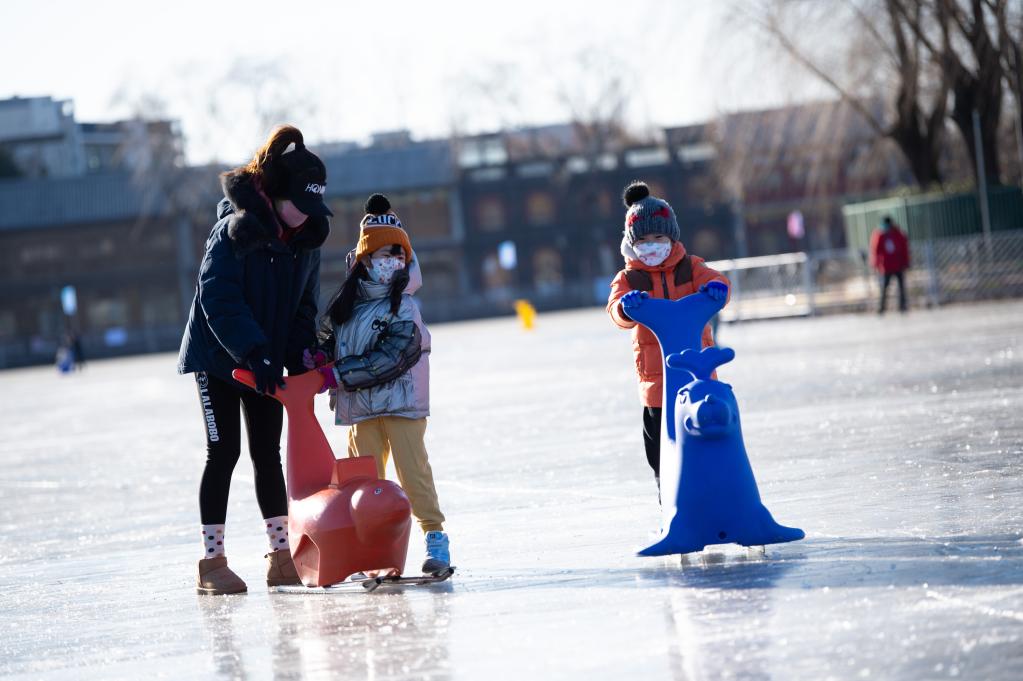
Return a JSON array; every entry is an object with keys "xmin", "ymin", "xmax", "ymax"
[
  {"xmin": 642, "ymin": 407, "xmax": 662, "ymax": 479},
  {"xmin": 196, "ymin": 372, "xmax": 287, "ymax": 525},
  {"xmin": 879, "ymin": 271, "xmax": 907, "ymax": 312}
]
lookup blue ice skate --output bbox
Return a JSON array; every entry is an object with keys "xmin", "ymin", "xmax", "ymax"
[
  {"xmin": 422, "ymin": 531, "xmax": 450, "ymax": 574},
  {"xmin": 623, "ymin": 288, "xmax": 804, "ymax": 557}
]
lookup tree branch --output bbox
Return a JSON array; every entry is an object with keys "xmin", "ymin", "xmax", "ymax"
[
  {"xmin": 889, "ymin": 0, "xmax": 944, "ymax": 58},
  {"xmin": 756, "ymin": 10, "xmax": 890, "ymax": 136},
  {"xmin": 843, "ymin": 0, "xmax": 902, "ymax": 64}
]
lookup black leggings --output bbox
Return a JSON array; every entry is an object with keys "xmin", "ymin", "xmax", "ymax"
[
  {"xmin": 196, "ymin": 372, "xmax": 287, "ymax": 525},
  {"xmin": 879, "ymin": 270, "xmax": 907, "ymax": 312},
  {"xmin": 642, "ymin": 407, "xmax": 662, "ymax": 479}
]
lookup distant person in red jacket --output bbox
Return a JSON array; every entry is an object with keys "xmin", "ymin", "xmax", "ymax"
[{"xmin": 869, "ymin": 216, "xmax": 910, "ymax": 314}]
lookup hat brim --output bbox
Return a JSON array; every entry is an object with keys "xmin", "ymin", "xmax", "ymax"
[{"xmin": 292, "ymin": 193, "xmax": 333, "ymax": 218}]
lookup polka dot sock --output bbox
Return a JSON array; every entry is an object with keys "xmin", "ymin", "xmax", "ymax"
[
  {"xmin": 202, "ymin": 524, "xmax": 225, "ymax": 558},
  {"xmin": 265, "ymin": 515, "xmax": 290, "ymax": 552}
]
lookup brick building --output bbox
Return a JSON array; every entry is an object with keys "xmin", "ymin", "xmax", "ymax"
[
  {"xmin": 319, "ymin": 137, "xmax": 467, "ymax": 319},
  {"xmin": 1, "ymin": 99, "xmax": 909, "ymax": 369},
  {"xmin": 668, "ymin": 100, "xmax": 912, "ymax": 256},
  {"xmin": 0, "ymin": 172, "xmax": 216, "ymax": 367},
  {"xmin": 454, "ymin": 126, "xmax": 734, "ymax": 311}
]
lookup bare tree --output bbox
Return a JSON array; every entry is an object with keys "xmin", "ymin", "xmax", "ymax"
[
  {"xmin": 743, "ymin": 0, "xmax": 954, "ymax": 187},
  {"xmin": 891, "ymin": 0, "xmax": 1006, "ymax": 184},
  {"xmin": 201, "ymin": 58, "xmax": 320, "ymax": 165},
  {"xmin": 552, "ymin": 48, "xmax": 638, "ymax": 161},
  {"xmin": 448, "ymin": 47, "xmax": 641, "ymax": 162},
  {"xmin": 108, "ymin": 90, "xmax": 217, "ymax": 231},
  {"xmin": 992, "ymin": 0, "xmax": 1023, "ymax": 185},
  {"xmin": 449, "ymin": 61, "xmax": 530, "ymax": 136},
  {"xmin": 745, "ymin": 0, "xmax": 1023, "ymax": 187}
]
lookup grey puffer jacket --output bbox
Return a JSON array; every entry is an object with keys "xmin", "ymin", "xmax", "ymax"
[{"xmin": 330, "ymin": 265, "xmax": 431, "ymax": 425}]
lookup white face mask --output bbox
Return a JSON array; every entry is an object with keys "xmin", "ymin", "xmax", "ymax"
[
  {"xmin": 634, "ymin": 241, "xmax": 672, "ymax": 267},
  {"xmin": 369, "ymin": 256, "xmax": 405, "ymax": 284}
]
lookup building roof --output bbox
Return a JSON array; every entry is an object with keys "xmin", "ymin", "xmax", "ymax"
[
  {"xmin": 321, "ymin": 139, "xmax": 454, "ymax": 197},
  {"xmin": 0, "ymin": 139, "xmax": 457, "ymax": 231},
  {"xmin": 0, "ymin": 172, "xmax": 168, "ymax": 230}
]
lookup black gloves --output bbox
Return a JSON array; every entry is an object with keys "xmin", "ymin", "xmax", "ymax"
[{"xmin": 245, "ymin": 349, "xmax": 285, "ymax": 395}]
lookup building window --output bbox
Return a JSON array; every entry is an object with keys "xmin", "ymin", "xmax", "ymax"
[
  {"xmin": 424, "ymin": 265, "xmax": 459, "ymax": 297},
  {"xmin": 525, "ymin": 192, "xmax": 555, "ymax": 226},
  {"xmin": 645, "ymin": 180, "xmax": 668, "ymax": 200},
  {"xmin": 20, "ymin": 243, "xmax": 62, "ymax": 265},
  {"xmin": 677, "ymin": 143, "xmax": 716, "ymax": 163},
  {"xmin": 36, "ymin": 304, "xmax": 64, "ymax": 339},
  {"xmin": 476, "ymin": 196, "xmax": 506, "ymax": 231},
  {"xmin": 625, "ymin": 148, "xmax": 670, "ymax": 168},
  {"xmin": 150, "ymin": 231, "xmax": 174, "ymax": 251},
  {"xmin": 458, "ymin": 138, "xmax": 508, "ymax": 168},
  {"xmin": 517, "ymin": 161, "xmax": 554, "ymax": 178},
  {"xmin": 0, "ymin": 310, "xmax": 16, "ymax": 339},
  {"xmin": 86, "ymin": 297, "xmax": 128, "ymax": 329},
  {"xmin": 79, "ymin": 237, "xmax": 116, "ymax": 260},
  {"xmin": 532, "ymin": 247, "xmax": 563, "ymax": 295},
  {"xmin": 141, "ymin": 292, "xmax": 180, "ymax": 327},
  {"xmin": 326, "ymin": 197, "xmax": 366, "ymax": 247},
  {"xmin": 566, "ymin": 156, "xmax": 589, "ymax": 174},
  {"xmin": 691, "ymin": 228, "xmax": 722, "ymax": 260},
  {"xmin": 481, "ymin": 252, "xmax": 513, "ymax": 301},
  {"xmin": 468, "ymin": 167, "xmax": 506, "ymax": 182},
  {"xmin": 405, "ymin": 191, "xmax": 451, "ymax": 240}
]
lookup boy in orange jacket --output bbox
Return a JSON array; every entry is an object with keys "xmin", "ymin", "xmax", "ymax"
[{"xmin": 607, "ymin": 181, "xmax": 729, "ymax": 494}]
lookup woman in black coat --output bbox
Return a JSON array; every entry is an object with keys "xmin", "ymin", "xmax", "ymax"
[{"xmin": 177, "ymin": 125, "xmax": 331, "ymax": 595}]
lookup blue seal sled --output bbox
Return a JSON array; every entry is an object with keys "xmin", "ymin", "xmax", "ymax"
[{"xmin": 622, "ymin": 289, "xmax": 804, "ymax": 556}]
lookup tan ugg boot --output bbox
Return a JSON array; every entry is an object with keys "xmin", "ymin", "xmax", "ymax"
[
  {"xmin": 197, "ymin": 556, "xmax": 247, "ymax": 595},
  {"xmin": 266, "ymin": 549, "xmax": 302, "ymax": 587}
]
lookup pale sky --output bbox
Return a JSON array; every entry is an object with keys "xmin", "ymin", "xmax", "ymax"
[{"xmin": 1, "ymin": 0, "xmax": 822, "ymax": 164}]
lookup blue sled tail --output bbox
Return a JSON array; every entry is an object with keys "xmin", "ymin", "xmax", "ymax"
[{"xmin": 637, "ymin": 513, "xmax": 805, "ymax": 557}]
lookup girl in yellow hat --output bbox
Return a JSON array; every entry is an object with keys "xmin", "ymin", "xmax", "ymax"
[{"xmin": 311, "ymin": 193, "xmax": 450, "ymax": 574}]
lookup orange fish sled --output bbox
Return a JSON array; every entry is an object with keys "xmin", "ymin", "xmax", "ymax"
[{"xmin": 232, "ymin": 366, "xmax": 412, "ymax": 587}]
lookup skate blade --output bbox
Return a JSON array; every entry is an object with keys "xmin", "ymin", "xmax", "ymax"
[{"xmin": 363, "ymin": 566, "xmax": 456, "ymax": 592}]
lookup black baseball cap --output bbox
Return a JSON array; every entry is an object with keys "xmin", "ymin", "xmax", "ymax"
[{"xmin": 280, "ymin": 143, "xmax": 333, "ymax": 217}]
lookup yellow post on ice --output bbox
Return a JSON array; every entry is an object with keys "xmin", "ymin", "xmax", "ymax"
[{"xmin": 514, "ymin": 299, "xmax": 536, "ymax": 330}]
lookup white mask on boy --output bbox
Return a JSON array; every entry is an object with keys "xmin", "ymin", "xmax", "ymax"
[
  {"xmin": 370, "ymin": 256, "xmax": 404, "ymax": 285},
  {"xmin": 633, "ymin": 241, "xmax": 672, "ymax": 267}
]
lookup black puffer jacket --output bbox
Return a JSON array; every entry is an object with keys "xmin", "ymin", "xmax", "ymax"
[{"xmin": 177, "ymin": 170, "xmax": 329, "ymax": 384}]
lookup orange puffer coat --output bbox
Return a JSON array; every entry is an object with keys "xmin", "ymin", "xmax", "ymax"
[{"xmin": 607, "ymin": 242, "xmax": 729, "ymax": 407}]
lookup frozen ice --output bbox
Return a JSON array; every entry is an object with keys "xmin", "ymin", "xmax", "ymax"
[{"xmin": 1, "ymin": 301, "xmax": 1021, "ymax": 680}]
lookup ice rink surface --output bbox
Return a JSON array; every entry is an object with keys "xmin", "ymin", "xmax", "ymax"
[{"xmin": 1, "ymin": 301, "xmax": 1021, "ymax": 680}]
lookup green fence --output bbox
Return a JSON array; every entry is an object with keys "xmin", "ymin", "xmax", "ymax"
[{"xmin": 843, "ymin": 186, "xmax": 1023, "ymax": 251}]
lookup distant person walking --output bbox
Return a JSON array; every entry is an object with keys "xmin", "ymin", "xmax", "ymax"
[
  {"xmin": 69, "ymin": 330, "xmax": 85, "ymax": 370},
  {"xmin": 869, "ymin": 216, "xmax": 910, "ymax": 314},
  {"xmin": 177, "ymin": 125, "xmax": 332, "ymax": 595}
]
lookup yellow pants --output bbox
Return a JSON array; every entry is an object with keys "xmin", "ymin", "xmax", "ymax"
[{"xmin": 347, "ymin": 416, "xmax": 445, "ymax": 533}]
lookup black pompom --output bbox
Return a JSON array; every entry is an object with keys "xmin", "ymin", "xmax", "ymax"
[
  {"xmin": 623, "ymin": 181, "xmax": 650, "ymax": 207},
  {"xmin": 365, "ymin": 193, "xmax": 391, "ymax": 215}
]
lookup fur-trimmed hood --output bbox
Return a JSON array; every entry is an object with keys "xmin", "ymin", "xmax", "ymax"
[{"xmin": 218, "ymin": 170, "xmax": 330, "ymax": 255}]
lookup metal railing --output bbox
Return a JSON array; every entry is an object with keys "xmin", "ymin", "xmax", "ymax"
[
  {"xmin": 4, "ymin": 231, "xmax": 1020, "ymax": 369},
  {"xmin": 707, "ymin": 229, "xmax": 1023, "ymax": 321}
]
